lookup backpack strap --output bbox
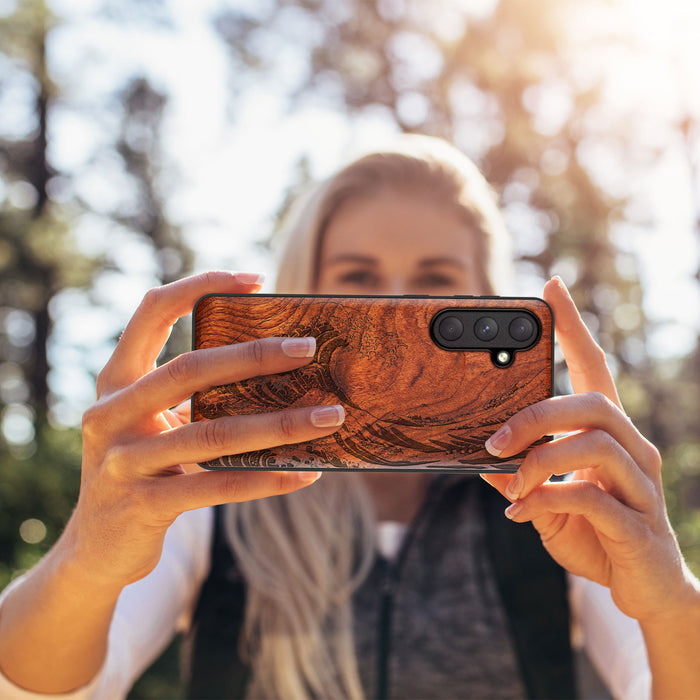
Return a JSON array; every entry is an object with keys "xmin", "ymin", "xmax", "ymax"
[
  {"xmin": 479, "ymin": 478, "xmax": 577, "ymax": 699},
  {"xmin": 184, "ymin": 504, "xmax": 250, "ymax": 699}
]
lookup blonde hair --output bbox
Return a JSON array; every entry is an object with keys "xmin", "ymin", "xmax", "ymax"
[
  {"xmin": 224, "ymin": 135, "xmax": 513, "ymax": 699},
  {"xmin": 225, "ymin": 474, "xmax": 375, "ymax": 700}
]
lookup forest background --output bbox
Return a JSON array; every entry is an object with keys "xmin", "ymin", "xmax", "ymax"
[{"xmin": 1, "ymin": 0, "xmax": 700, "ymax": 696}]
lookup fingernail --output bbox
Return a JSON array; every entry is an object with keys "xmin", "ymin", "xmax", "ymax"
[
  {"xmin": 552, "ymin": 275, "xmax": 568, "ymax": 293},
  {"xmin": 505, "ymin": 470, "xmax": 524, "ymax": 500},
  {"xmin": 282, "ymin": 337, "xmax": 316, "ymax": 358},
  {"xmin": 505, "ymin": 501, "xmax": 523, "ymax": 520},
  {"xmin": 235, "ymin": 272, "xmax": 265, "ymax": 286},
  {"xmin": 299, "ymin": 471, "xmax": 322, "ymax": 484},
  {"xmin": 310, "ymin": 405, "xmax": 345, "ymax": 428},
  {"xmin": 485, "ymin": 425, "xmax": 511, "ymax": 457}
]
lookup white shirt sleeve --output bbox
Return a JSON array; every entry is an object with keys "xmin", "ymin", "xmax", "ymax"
[
  {"xmin": 568, "ymin": 573, "xmax": 651, "ymax": 700},
  {"xmin": 0, "ymin": 506, "xmax": 213, "ymax": 700}
]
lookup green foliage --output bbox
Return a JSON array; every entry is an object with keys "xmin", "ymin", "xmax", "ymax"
[
  {"xmin": 0, "ymin": 423, "xmax": 81, "ymax": 590},
  {"xmin": 662, "ymin": 440, "xmax": 700, "ymax": 577}
]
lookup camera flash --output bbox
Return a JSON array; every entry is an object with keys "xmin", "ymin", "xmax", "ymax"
[{"xmin": 496, "ymin": 351, "xmax": 511, "ymax": 365}]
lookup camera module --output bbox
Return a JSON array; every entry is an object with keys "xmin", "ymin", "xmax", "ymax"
[
  {"xmin": 509, "ymin": 316, "xmax": 535, "ymax": 342},
  {"xmin": 438, "ymin": 315, "xmax": 464, "ymax": 341},
  {"xmin": 474, "ymin": 317, "xmax": 498, "ymax": 342},
  {"xmin": 430, "ymin": 307, "xmax": 541, "ymax": 354}
]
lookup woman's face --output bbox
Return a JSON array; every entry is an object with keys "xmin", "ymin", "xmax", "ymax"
[{"xmin": 315, "ymin": 189, "xmax": 484, "ymax": 296}]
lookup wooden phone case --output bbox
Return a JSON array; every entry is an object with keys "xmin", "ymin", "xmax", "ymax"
[{"xmin": 192, "ymin": 294, "xmax": 553, "ymax": 473}]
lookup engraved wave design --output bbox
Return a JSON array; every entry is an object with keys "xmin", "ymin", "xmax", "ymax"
[{"xmin": 200, "ymin": 323, "xmax": 362, "ymax": 417}]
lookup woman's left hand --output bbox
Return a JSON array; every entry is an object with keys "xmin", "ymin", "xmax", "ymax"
[{"xmin": 482, "ymin": 277, "xmax": 697, "ymax": 625}]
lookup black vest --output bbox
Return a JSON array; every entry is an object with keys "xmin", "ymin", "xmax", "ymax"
[{"xmin": 183, "ymin": 477, "xmax": 576, "ymax": 699}]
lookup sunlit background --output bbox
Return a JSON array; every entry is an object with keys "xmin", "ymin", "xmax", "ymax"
[{"xmin": 1, "ymin": 0, "xmax": 700, "ymax": 695}]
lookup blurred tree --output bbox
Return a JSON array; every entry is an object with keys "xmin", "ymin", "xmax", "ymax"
[
  {"xmin": 1, "ymin": 2, "xmax": 193, "ymax": 695},
  {"xmin": 0, "ymin": 1, "xmax": 85, "ymax": 612},
  {"xmin": 114, "ymin": 77, "xmax": 194, "ymax": 285},
  {"xmin": 0, "ymin": 0, "xmax": 191, "ymax": 580},
  {"xmin": 0, "ymin": 1, "xmax": 193, "ymax": 429},
  {"xmin": 0, "ymin": 0, "xmax": 95, "ymax": 425},
  {"xmin": 100, "ymin": 75, "xmax": 195, "ymax": 362},
  {"xmin": 0, "ymin": 1, "xmax": 92, "ymax": 589}
]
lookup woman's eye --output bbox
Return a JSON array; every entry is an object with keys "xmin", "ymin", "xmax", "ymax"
[
  {"xmin": 337, "ymin": 270, "xmax": 380, "ymax": 287},
  {"xmin": 414, "ymin": 274, "xmax": 456, "ymax": 289}
]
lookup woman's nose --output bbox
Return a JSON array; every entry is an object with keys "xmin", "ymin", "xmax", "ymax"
[{"xmin": 387, "ymin": 279, "xmax": 409, "ymax": 296}]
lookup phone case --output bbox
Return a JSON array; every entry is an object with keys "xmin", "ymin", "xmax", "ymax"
[{"xmin": 192, "ymin": 294, "xmax": 553, "ymax": 473}]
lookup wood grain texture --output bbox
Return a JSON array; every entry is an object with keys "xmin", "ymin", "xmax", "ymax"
[{"xmin": 192, "ymin": 294, "xmax": 553, "ymax": 472}]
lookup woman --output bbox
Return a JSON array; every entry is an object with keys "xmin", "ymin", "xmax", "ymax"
[{"xmin": 0, "ymin": 136, "xmax": 698, "ymax": 699}]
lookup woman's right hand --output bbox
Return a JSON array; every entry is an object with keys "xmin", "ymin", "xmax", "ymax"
[{"xmin": 64, "ymin": 271, "xmax": 344, "ymax": 590}]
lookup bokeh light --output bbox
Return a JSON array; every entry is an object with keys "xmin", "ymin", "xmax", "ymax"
[{"xmin": 19, "ymin": 519, "xmax": 47, "ymax": 545}]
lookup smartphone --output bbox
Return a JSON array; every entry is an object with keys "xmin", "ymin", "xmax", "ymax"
[{"xmin": 191, "ymin": 294, "xmax": 553, "ymax": 473}]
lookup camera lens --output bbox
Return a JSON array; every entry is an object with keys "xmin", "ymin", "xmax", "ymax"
[
  {"xmin": 474, "ymin": 317, "xmax": 498, "ymax": 341},
  {"xmin": 509, "ymin": 316, "xmax": 535, "ymax": 342},
  {"xmin": 438, "ymin": 315, "xmax": 464, "ymax": 341}
]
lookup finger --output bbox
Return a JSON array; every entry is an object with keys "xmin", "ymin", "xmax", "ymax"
[
  {"xmin": 168, "ymin": 401, "xmax": 192, "ymax": 427},
  {"xmin": 152, "ymin": 468, "xmax": 323, "ymax": 514},
  {"xmin": 484, "ymin": 392, "xmax": 659, "ymax": 478},
  {"xmin": 543, "ymin": 277, "xmax": 621, "ymax": 408},
  {"xmin": 504, "ymin": 430, "xmax": 657, "ymax": 512},
  {"xmin": 504, "ymin": 480, "xmax": 642, "ymax": 545},
  {"xmin": 99, "ymin": 271, "xmax": 264, "ymax": 393},
  {"xmin": 105, "ymin": 404, "xmax": 345, "ymax": 475},
  {"xmin": 160, "ymin": 402, "xmax": 191, "ymax": 431},
  {"xmin": 111, "ymin": 336, "xmax": 317, "ymax": 423},
  {"xmin": 479, "ymin": 473, "xmax": 513, "ymax": 500}
]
